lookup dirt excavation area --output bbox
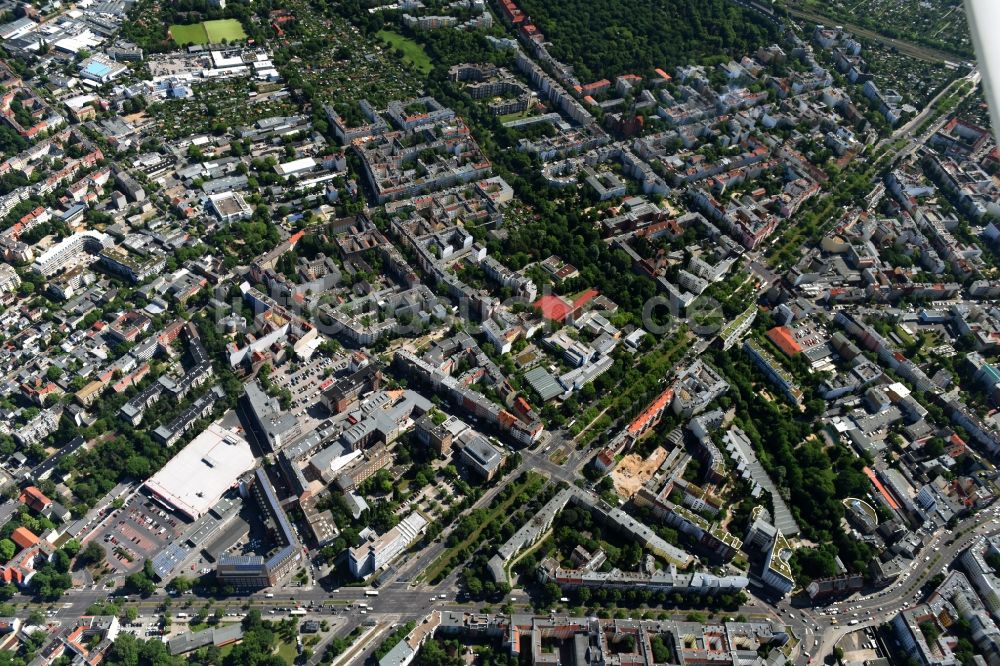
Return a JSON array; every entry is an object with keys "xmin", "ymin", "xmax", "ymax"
[{"xmin": 611, "ymin": 446, "xmax": 668, "ymax": 498}]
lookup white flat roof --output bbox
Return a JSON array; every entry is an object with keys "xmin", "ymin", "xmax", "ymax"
[
  {"xmin": 887, "ymin": 381, "xmax": 911, "ymax": 398},
  {"xmin": 210, "ymin": 51, "xmax": 245, "ymax": 69},
  {"xmin": 144, "ymin": 422, "xmax": 256, "ymax": 520},
  {"xmin": 275, "ymin": 157, "xmax": 317, "ymax": 176}
]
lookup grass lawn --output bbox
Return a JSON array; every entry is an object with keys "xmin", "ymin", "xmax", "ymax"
[
  {"xmin": 170, "ymin": 19, "xmax": 246, "ymax": 46},
  {"xmin": 377, "ymin": 30, "xmax": 433, "ymax": 75},
  {"xmin": 275, "ymin": 641, "xmax": 298, "ymax": 665},
  {"xmin": 205, "ymin": 19, "xmax": 247, "ymax": 43},
  {"xmin": 499, "ymin": 109, "xmax": 534, "ymax": 123},
  {"xmin": 169, "ymin": 23, "xmax": 208, "ymax": 46}
]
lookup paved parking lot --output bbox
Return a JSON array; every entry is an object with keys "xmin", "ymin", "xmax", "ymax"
[
  {"xmin": 272, "ymin": 353, "xmax": 346, "ymax": 427},
  {"xmin": 148, "ymin": 53, "xmax": 213, "ymax": 79},
  {"xmin": 98, "ymin": 494, "xmax": 186, "ymax": 574}
]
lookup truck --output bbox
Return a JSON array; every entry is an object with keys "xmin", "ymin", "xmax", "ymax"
[
  {"xmin": 365, "ymin": 590, "xmax": 379, "ymax": 597},
  {"xmin": 176, "ymin": 613, "xmax": 189, "ymax": 619},
  {"xmin": 265, "ymin": 593, "xmax": 274, "ymax": 598},
  {"xmin": 848, "ymin": 619, "xmax": 860, "ymax": 626}
]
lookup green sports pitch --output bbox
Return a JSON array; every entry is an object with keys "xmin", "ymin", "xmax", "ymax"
[{"xmin": 169, "ymin": 19, "xmax": 247, "ymax": 46}]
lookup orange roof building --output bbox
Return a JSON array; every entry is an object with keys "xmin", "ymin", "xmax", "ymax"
[
  {"xmin": 18, "ymin": 486, "xmax": 51, "ymax": 513},
  {"xmin": 580, "ymin": 79, "xmax": 611, "ymax": 95},
  {"xmin": 627, "ymin": 388, "xmax": 674, "ymax": 437},
  {"xmin": 766, "ymin": 326, "xmax": 802, "ymax": 357},
  {"xmin": 863, "ymin": 467, "xmax": 900, "ymax": 511},
  {"xmin": 10, "ymin": 527, "xmax": 39, "ymax": 550},
  {"xmin": 947, "ymin": 433, "xmax": 968, "ymax": 458},
  {"xmin": 64, "ymin": 616, "xmax": 119, "ymax": 665},
  {"xmin": 0, "ymin": 567, "xmax": 23, "ymax": 585},
  {"xmin": 595, "ymin": 449, "xmax": 615, "ymax": 471},
  {"xmin": 513, "ymin": 396, "xmax": 533, "ymax": 418},
  {"xmin": 498, "ymin": 410, "xmax": 517, "ymax": 429}
]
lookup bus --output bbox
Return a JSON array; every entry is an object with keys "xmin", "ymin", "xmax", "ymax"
[
  {"xmin": 290, "ymin": 609, "xmax": 307, "ymax": 616},
  {"xmin": 365, "ymin": 590, "xmax": 379, "ymax": 597}
]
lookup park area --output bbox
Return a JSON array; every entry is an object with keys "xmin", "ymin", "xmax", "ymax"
[
  {"xmin": 169, "ymin": 19, "xmax": 247, "ymax": 46},
  {"xmin": 376, "ymin": 29, "xmax": 433, "ymax": 75}
]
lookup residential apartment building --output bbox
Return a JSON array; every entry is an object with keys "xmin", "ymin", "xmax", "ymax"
[{"xmin": 348, "ymin": 511, "xmax": 428, "ymax": 578}]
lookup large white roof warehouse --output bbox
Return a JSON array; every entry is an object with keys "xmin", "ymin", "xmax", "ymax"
[{"xmin": 144, "ymin": 423, "xmax": 256, "ymax": 521}]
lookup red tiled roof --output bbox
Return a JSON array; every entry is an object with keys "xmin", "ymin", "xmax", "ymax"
[
  {"xmin": 0, "ymin": 568, "xmax": 23, "ymax": 584},
  {"xmin": 627, "ymin": 388, "xmax": 673, "ymax": 436},
  {"xmin": 766, "ymin": 326, "xmax": 802, "ymax": 357},
  {"xmin": 18, "ymin": 486, "xmax": 51, "ymax": 512},
  {"xmin": 11, "ymin": 527, "xmax": 39, "ymax": 550},
  {"xmin": 514, "ymin": 396, "xmax": 532, "ymax": 415},
  {"xmin": 581, "ymin": 79, "xmax": 611, "ymax": 94},
  {"xmin": 863, "ymin": 467, "xmax": 899, "ymax": 510}
]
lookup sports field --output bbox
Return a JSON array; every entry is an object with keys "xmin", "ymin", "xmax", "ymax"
[{"xmin": 170, "ymin": 19, "xmax": 247, "ymax": 46}]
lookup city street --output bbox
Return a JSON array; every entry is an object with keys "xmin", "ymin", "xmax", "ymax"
[{"xmin": 780, "ymin": 508, "xmax": 1000, "ymax": 665}]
